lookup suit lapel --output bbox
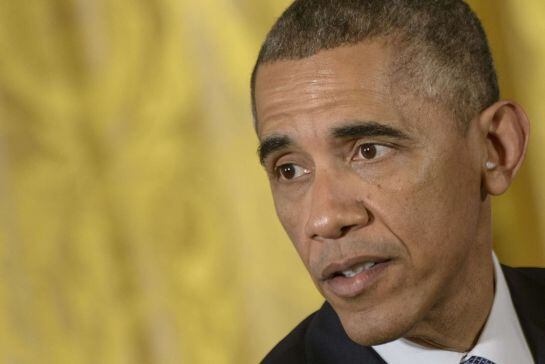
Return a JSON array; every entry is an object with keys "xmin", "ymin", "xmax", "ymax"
[
  {"xmin": 305, "ymin": 302, "xmax": 386, "ymax": 364},
  {"xmin": 502, "ymin": 265, "xmax": 545, "ymax": 363}
]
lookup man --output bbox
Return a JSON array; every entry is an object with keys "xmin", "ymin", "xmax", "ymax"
[{"xmin": 250, "ymin": 1, "xmax": 545, "ymax": 363}]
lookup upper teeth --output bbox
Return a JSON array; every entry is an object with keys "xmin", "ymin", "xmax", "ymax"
[{"xmin": 341, "ymin": 262, "xmax": 376, "ymax": 277}]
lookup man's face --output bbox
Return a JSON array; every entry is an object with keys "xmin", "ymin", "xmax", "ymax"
[{"xmin": 254, "ymin": 41, "xmax": 489, "ymax": 345}]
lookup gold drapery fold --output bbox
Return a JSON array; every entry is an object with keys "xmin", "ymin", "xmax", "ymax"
[{"xmin": 0, "ymin": 1, "xmax": 543, "ymax": 362}]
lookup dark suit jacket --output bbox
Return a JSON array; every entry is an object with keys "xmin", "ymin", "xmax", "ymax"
[{"xmin": 262, "ymin": 266, "xmax": 545, "ymax": 364}]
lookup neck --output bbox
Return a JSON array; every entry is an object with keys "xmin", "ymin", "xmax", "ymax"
[{"xmin": 406, "ymin": 205, "xmax": 495, "ymax": 351}]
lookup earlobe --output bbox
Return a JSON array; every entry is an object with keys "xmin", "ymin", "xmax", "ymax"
[{"xmin": 479, "ymin": 101, "xmax": 530, "ymax": 196}]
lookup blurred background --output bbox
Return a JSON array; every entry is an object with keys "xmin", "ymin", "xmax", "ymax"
[{"xmin": 0, "ymin": 0, "xmax": 544, "ymax": 363}]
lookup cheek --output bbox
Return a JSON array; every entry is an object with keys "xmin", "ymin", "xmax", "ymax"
[
  {"xmin": 273, "ymin": 190, "xmax": 311, "ymax": 256},
  {"xmin": 371, "ymin": 150, "xmax": 482, "ymax": 265},
  {"xmin": 274, "ymin": 196, "xmax": 297, "ymax": 236},
  {"xmin": 272, "ymin": 186, "xmax": 328, "ymax": 277}
]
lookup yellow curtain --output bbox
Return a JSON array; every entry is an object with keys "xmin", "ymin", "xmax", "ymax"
[{"xmin": 0, "ymin": 1, "xmax": 543, "ymax": 363}]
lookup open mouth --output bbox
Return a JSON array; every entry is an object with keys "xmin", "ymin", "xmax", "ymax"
[
  {"xmin": 322, "ymin": 258, "xmax": 392, "ymax": 298},
  {"xmin": 332, "ymin": 261, "xmax": 379, "ymax": 278},
  {"xmin": 322, "ymin": 257, "xmax": 391, "ymax": 280}
]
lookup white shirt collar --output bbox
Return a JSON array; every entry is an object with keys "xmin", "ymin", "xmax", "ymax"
[{"xmin": 372, "ymin": 252, "xmax": 534, "ymax": 363}]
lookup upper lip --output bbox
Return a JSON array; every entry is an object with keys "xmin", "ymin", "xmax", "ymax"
[{"xmin": 320, "ymin": 255, "xmax": 391, "ymax": 281}]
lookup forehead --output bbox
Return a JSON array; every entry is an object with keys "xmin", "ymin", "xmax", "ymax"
[{"xmin": 254, "ymin": 41, "xmax": 407, "ymax": 138}]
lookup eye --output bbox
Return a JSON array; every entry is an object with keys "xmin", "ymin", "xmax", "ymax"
[
  {"xmin": 354, "ymin": 143, "xmax": 392, "ymax": 161},
  {"xmin": 275, "ymin": 163, "xmax": 309, "ymax": 181}
]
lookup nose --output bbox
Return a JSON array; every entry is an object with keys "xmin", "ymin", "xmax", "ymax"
[{"xmin": 304, "ymin": 169, "xmax": 371, "ymax": 240}]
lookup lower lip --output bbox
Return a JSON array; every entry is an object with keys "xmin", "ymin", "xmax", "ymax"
[{"xmin": 323, "ymin": 261, "xmax": 390, "ymax": 299}]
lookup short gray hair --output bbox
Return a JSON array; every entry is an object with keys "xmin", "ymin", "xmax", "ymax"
[{"xmin": 251, "ymin": 0, "xmax": 499, "ymax": 129}]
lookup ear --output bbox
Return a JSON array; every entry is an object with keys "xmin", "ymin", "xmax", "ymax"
[{"xmin": 478, "ymin": 100, "xmax": 530, "ymax": 196}]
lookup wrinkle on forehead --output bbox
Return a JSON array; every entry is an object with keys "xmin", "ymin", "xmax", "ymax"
[
  {"xmin": 255, "ymin": 41, "xmax": 394, "ymax": 136},
  {"xmin": 260, "ymin": 88, "xmax": 392, "ymax": 134}
]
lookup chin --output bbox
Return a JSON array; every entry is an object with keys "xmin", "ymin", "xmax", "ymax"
[{"xmin": 335, "ymin": 306, "xmax": 415, "ymax": 346}]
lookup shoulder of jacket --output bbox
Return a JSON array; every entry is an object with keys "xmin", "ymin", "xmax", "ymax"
[
  {"xmin": 503, "ymin": 264, "xmax": 545, "ymax": 287},
  {"xmin": 261, "ymin": 311, "xmax": 317, "ymax": 364}
]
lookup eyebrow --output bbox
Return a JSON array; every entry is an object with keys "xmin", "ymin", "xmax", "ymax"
[
  {"xmin": 258, "ymin": 135, "xmax": 292, "ymax": 165},
  {"xmin": 331, "ymin": 121, "xmax": 410, "ymax": 140},
  {"xmin": 257, "ymin": 121, "xmax": 410, "ymax": 165}
]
